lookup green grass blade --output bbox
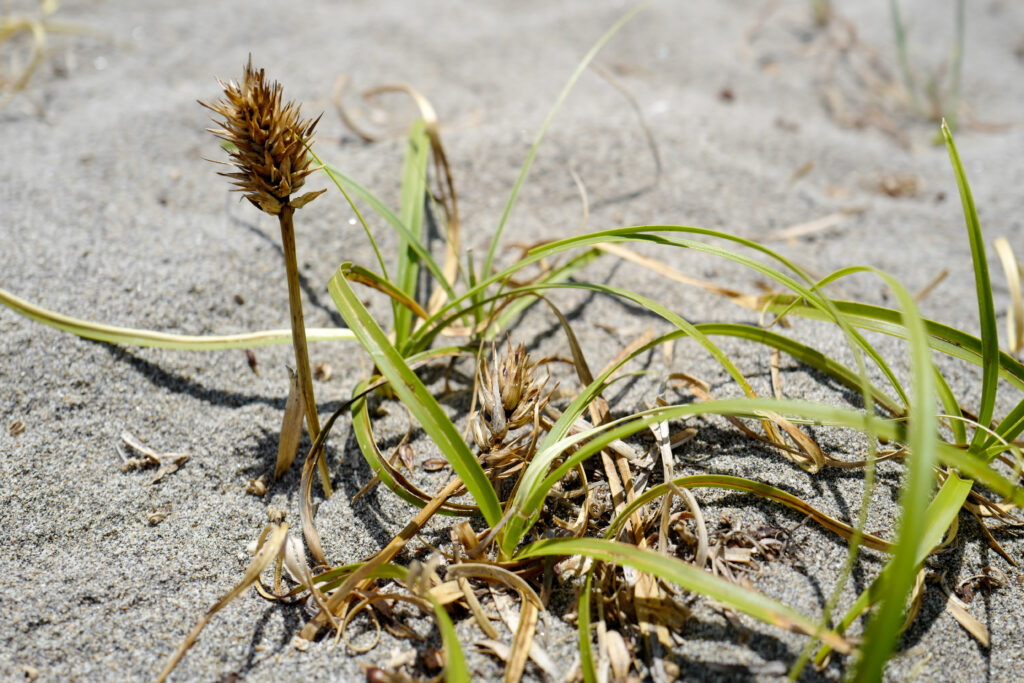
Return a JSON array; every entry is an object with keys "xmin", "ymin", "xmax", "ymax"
[
  {"xmin": 942, "ymin": 122, "xmax": 999, "ymax": 451},
  {"xmin": 503, "ymin": 396, "xmax": 1023, "ymax": 554},
  {"xmin": 538, "ymin": 230, "xmax": 911, "ymax": 408},
  {"xmin": 889, "ymin": 0, "xmax": 921, "ymax": 112},
  {"xmin": 603, "ymin": 474, "xmax": 890, "ymax": 552},
  {"xmin": 349, "ymin": 381, "xmax": 477, "ymax": 517},
  {"xmin": 698, "ymin": 322, "xmax": 904, "ymax": 417},
  {"xmin": 316, "ymin": 155, "xmax": 457, "ymax": 305},
  {"xmin": 429, "ymin": 594, "xmax": 470, "ymax": 683},
  {"xmin": 480, "ymin": 1, "xmax": 649, "ymax": 280},
  {"xmin": 933, "ymin": 363, "xmax": 968, "ymax": 446},
  {"xmin": 578, "ymin": 570, "xmax": 597, "ymax": 683},
  {"xmin": 0, "ymin": 285, "xmax": 354, "ymax": 349},
  {"xmin": 342, "ymin": 263, "xmax": 428, "ymax": 320},
  {"xmin": 993, "ymin": 399, "xmax": 1024, "ymax": 446},
  {"xmin": 516, "ymin": 537, "xmax": 851, "ymax": 654},
  {"xmin": 765, "ymin": 298, "xmax": 1024, "ymax": 392},
  {"xmin": 481, "ymin": 248, "xmax": 604, "ymax": 341},
  {"xmin": 327, "ymin": 266, "xmax": 502, "ymax": 526},
  {"xmin": 298, "ymin": 142, "xmax": 389, "ymax": 279},
  {"xmin": 815, "ymin": 472, "xmax": 973, "ymax": 666},
  {"xmin": 395, "ymin": 119, "xmax": 431, "ymax": 342},
  {"xmin": 853, "ymin": 271, "xmax": 936, "ymax": 682}
]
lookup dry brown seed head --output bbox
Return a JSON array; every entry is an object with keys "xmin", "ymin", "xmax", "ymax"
[
  {"xmin": 471, "ymin": 342, "xmax": 550, "ymax": 450},
  {"xmin": 200, "ymin": 56, "xmax": 324, "ymax": 215}
]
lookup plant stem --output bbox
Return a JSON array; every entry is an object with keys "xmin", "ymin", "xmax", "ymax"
[{"xmin": 279, "ymin": 205, "xmax": 333, "ymax": 498}]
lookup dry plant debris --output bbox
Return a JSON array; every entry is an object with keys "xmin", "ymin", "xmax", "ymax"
[
  {"xmin": 0, "ymin": 0, "xmax": 110, "ymax": 110},
  {"xmin": 117, "ymin": 430, "xmax": 189, "ymax": 485}
]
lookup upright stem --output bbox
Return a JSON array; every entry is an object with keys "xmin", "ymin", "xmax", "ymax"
[{"xmin": 279, "ymin": 205, "xmax": 333, "ymax": 498}]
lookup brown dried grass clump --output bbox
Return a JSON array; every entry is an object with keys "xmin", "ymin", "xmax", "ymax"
[
  {"xmin": 471, "ymin": 342, "xmax": 552, "ymax": 488},
  {"xmin": 201, "ymin": 55, "xmax": 324, "ymax": 215}
]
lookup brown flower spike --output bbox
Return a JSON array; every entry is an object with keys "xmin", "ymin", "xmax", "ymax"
[
  {"xmin": 472, "ymin": 343, "xmax": 551, "ymax": 451},
  {"xmin": 201, "ymin": 56, "xmax": 325, "ymax": 215},
  {"xmin": 200, "ymin": 58, "xmax": 334, "ymax": 513}
]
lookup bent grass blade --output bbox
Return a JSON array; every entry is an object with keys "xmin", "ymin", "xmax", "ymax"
[
  {"xmin": 516, "ymin": 537, "xmax": 852, "ymax": 654},
  {"xmin": 0, "ymin": 285, "xmax": 354, "ymax": 350},
  {"xmin": 328, "ymin": 265, "xmax": 502, "ymax": 527},
  {"xmin": 942, "ymin": 122, "xmax": 999, "ymax": 451}
]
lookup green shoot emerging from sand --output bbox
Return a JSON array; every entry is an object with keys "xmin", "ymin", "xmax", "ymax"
[{"xmin": 3, "ymin": 7, "xmax": 1023, "ymax": 683}]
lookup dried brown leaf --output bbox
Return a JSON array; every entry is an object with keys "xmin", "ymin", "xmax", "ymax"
[{"xmin": 275, "ymin": 367, "xmax": 304, "ymax": 480}]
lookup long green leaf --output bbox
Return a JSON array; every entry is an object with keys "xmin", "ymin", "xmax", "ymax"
[
  {"xmin": 993, "ymin": 399, "xmax": 1024, "ymax": 447},
  {"xmin": 315, "ymin": 156, "xmax": 457, "ymax": 304},
  {"xmin": 853, "ymin": 271, "xmax": 936, "ymax": 682},
  {"xmin": 815, "ymin": 472, "xmax": 973, "ymax": 666},
  {"xmin": 327, "ymin": 266, "xmax": 502, "ymax": 526},
  {"xmin": 501, "ymin": 396, "xmax": 1024, "ymax": 554},
  {"xmin": 429, "ymin": 594, "xmax": 470, "ymax": 683},
  {"xmin": 578, "ymin": 570, "xmax": 597, "ymax": 683},
  {"xmin": 395, "ymin": 119, "xmax": 431, "ymax": 342},
  {"xmin": 480, "ymin": 1, "xmax": 650, "ymax": 279},
  {"xmin": 481, "ymin": 248, "xmax": 604, "ymax": 342},
  {"xmin": 349, "ymin": 379, "xmax": 477, "ymax": 517},
  {"xmin": 766, "ymin": 298, "xmax": 1024, "ymax": 392},
  {"xmin": 933, "ymin": 363, "xmax": 967, "ymax": 446},
  {"xmin": 603, "ymin": 474, "xmax": 891, "ymax": 552},
  {"xmin": 516, "ymin": 537, "xmax": 851, "ymax": 654},
  {"xmin": 0, "ymin": 285, "xmax": 354, "ymax": 349},
  {"xmin": 942, "ymin": 122, "xmax": 999, "ymax": 451},
  {"xmin": 698, "ymin": 322, "xmax": 904, "ymax": 417}
]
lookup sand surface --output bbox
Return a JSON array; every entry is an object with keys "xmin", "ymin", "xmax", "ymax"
[{"xmin": 2, "ymin": 1, "xmax": 1023, "ymax": 681}]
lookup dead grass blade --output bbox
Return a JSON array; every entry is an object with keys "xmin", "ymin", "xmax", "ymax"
[
  {"xmin": 343, "ymin": 264, "xmax": 429, "ymax": 319},
  {"xmin": 332, "ymin": 74, "xmax": 379, "ymax": 142},
  {"xmin": 474, "ymin": 637, "xmax": 559, "ymax": 681},
  {"xmin": 669, "ymin": 373, "xmax": 824, "ymax": 471},
  {"xmin": 650, "ymin": 408, "xmax": 708, "ymax": 567},
  {"xmin": 590, "ymin": 61, "xmax": 663, "ymax": 194},
  {"xmin": 333, "ymin": 78, "xmax": 460, "ymax": 314},
  {"xmin": 300, "ymin": 477, "xmax": 463, "ymax": 641},
  {"xmin": 941, "ymin": 576, "xmax": 990, "ymax": 647},
  {"xmin": 459, "ymin": 576, "xmax": 499, "ymax": 639},
  {"xmin": 595, "ymin": 241, "xmax": 764, "ymax": 310},
  {"xmin": 446, "ymin": 564, "xmax": 543, "ymax": 610},
  {"xmin": 274, "ymin": 367, "xmax": 304, "ymax": 480},
  {"xmin": 119, "ymin": 431, "xmax": 189, "ymax": 484},
  {"xmin": 994, "ymin": 237, "xmax": 1023, "ymax": 354},
  {"xmin": 543, "ymin": 405, "xmax": 641, "ymax": 462},
  {"xmin": 914, "ymin": 268, "xmax": 949, "ymax": 302},
  {"xmin": 604, "ymin": 627, "xmax": 632, "ymax": 681},
  {"xmin": 504, "ymin": 599, "xmax": 538, "ymax": 683},
  {"xmin": 156, "ymin": 524, "xmax": 289, "ymax": 683},
  {"xmin": 761, "ymin": 209, "xmax": 863, "ymax": 243}
]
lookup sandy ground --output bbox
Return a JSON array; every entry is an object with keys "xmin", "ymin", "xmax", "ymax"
[{"xmin": 1, "ymin": 0, "xmax": 1023, "ymax": 681}]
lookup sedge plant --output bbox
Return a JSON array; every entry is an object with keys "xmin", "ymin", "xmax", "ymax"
[
  {"xmin": 3, "ymin": 7, "xmax": 1023, "ymax": 683},
  {"xmin": 199, "ymin": 57, "xmax": 333, "ymax": 498}
]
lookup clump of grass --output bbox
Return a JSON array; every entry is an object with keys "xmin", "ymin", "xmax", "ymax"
[{"xmin": 3, "ymin": 7, "xmax": 1023, "ymax": 683}]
